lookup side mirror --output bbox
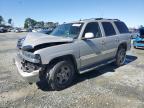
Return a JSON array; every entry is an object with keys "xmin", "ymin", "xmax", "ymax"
[{"xmin": 84, "ymin": 32, "xmax": 94, "ymax": 39}]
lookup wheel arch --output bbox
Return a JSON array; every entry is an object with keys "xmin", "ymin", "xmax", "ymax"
[
  {"xmin": 115, "ymin": 42, "xmax": 127, "ymax": 57},
  {"xmin": 118, "ymin": 42, "xmax": 127, "ymax": 51},
  {"xmin": 48, "ymin": 54, "xmax": 78, "ymax": 73}
]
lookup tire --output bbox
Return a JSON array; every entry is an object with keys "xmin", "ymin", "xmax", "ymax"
[
  {"xmin": 115, "ymin": 47, "xmax": 126, "ymax": 66},
  {"xmin": 48, "ymin": 60, "xmax": 75, "ymax": 90},
  {"xmin": 134, "ymin": 46, "xmax": 137, "ymax": 49}
]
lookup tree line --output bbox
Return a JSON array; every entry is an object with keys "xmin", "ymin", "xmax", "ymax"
[
  {"xmin": 24, "ymin": 18, "xmax": 58, "ymax": 29},
  {"xmin": 0, "ymin": 15, "xmax": 58, "ymax": 28},
  {"xmin": 0, "ymin": 15, "xmax": 13, "ymax": 26}
]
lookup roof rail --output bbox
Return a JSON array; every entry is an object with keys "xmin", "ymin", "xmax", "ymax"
[
  {"xmin": 95, "ymin": 18, "xmax": 104, "ymax": 20},
  {"xmin": 81, "ymin": 18, "xmax": 120, "ymax": 21},
  {"xmin": 82, "ymin": 18, "xmax": 104, "ymax": 21},
  {"xmin": 107, "ymin": 19, "xmax": 120, "ymax": 21},
  {"xmin": 113, "ymin": 19, "xmax": 120, "ymax": 21}
]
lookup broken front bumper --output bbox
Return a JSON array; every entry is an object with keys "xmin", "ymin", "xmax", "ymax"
[{"xmin": 14, "ymin": 55, "xmax": 40, "ymax": 83}]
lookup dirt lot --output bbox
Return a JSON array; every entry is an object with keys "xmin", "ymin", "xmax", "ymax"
[{"xmin": 0, "ymin": 32, "xmax": 144, "ymax": 108}]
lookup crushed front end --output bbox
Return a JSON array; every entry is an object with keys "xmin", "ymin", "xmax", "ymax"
[{"xmin": 14, "ymin": 50, "xmax": 46, "ymax": 83}]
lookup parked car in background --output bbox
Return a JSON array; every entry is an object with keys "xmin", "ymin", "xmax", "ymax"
[
  {"xmin": 14, "ymin": 28, "xmax": 21, "ymax": 33},
  {"xmin": 131, "ymin": 32, "xmax": 139, "ymax": 39},
  {"xmin": 21, "ymin": 28, "xmax": 27, "ymax": 32},
  {"xmin": 0, "ymin": 27, "xmax": 7, "ymax": 33},
  {"xmin": 11, "ymin": 28, "xmax": 27, "ymax": 32},
  {"xmin": 10, "ymin": 28, "xmax": 20, "ymax": 32},
  {"xmin": 7, "ymin": 28, "xmax": 13, "ymax": 32},
  {"xmin": 133, "ymin": 27, "xmax": 144, "ymax": 48}
]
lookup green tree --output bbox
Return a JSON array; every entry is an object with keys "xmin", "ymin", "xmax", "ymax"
[
  {"xmin": 8, "ymin": 18, "xmax": 12, "ymax": 25},
  {"xmin": 35, "ymin": 21, "xmax": 44, "ymax": 28},
  {"xmin": 24, "ymin": 18, "xmax": 37, "ymax": 28},
  {"xmin": 45, "ymin": 22, "xmax": 58, "ymax": 28},
  {"xmin": 0, "ymin": 16, "xmax": 4, "ymax": 25}
]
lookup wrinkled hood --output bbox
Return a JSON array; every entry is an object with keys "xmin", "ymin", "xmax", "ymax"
[{"xmin": 22, "ymin": 33, "xmax": 73, "ymax": 47}]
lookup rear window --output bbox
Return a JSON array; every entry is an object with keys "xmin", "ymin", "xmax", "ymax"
[
  {"xmin": 102, "ymin": 22, "xmax": 116, "ymax": 36},
  {"xmin": 114, "ymin": 21, "xmax": 129, "ymax": 33}
]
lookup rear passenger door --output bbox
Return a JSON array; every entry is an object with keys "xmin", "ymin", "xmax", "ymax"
[{"xmin": 101, "ymin": 22, "xmax": 118, "ymax": 59}]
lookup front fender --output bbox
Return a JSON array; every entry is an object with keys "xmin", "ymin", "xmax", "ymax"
[
  {"xmin": 34, "ymin": 44, "xmax": 79, "ymax": 64},
  {"xmin": 42, "ymin": 50, "xmax": 75, "ymax": 64}
]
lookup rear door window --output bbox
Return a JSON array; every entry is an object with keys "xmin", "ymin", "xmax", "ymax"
[
  {"xmin": 114, "ymin": 21, "xmax": 129, "ymax": 33},
  {"xmin": 102, "ymin": 22, "xmax": 116, "ymax": 36}
]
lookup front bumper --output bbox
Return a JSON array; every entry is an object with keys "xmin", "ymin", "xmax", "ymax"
[{"xmin": 14, "ymin": 55, "xmax": 40, "ymax": 83}]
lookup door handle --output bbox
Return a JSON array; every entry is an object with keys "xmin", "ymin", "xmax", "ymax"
[{"xmin": 115, "ymin": 39, "xmax": 119, "ymax": 42}]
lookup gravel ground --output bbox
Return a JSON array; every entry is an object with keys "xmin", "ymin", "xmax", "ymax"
[{"xmin": 0, "ymin": 32, "xmax": 144, "ymax": 108}]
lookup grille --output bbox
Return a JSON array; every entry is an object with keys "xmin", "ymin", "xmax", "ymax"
[{"xmin": 21, "ymin": 60, "xmax": 41, "ymax": 73}]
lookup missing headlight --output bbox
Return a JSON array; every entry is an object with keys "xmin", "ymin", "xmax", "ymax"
[{"xmin": 20, "ymin": 51, "xmax": 41, "ymax": 63}]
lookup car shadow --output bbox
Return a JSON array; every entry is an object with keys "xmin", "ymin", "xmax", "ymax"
[{"xmin": 36, "ymin": 55, "xmax": 137, "ymax": 91}]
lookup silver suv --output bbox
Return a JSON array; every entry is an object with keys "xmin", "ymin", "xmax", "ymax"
[{"xmin": 15, "ymin": 18, "xmax": 131, "ymax": 90}]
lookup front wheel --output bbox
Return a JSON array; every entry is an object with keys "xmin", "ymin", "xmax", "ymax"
[
  {"xmin": 115, "ymin": 47, "xmax": 126, "ymax": 66},
  {"xmin": 48, "ymin": 60, "xmax": 75, "ymax": 90}
]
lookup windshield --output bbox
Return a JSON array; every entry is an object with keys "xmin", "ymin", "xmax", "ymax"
[{"xmin": 50, "ymin": 23, "xmax": 83, "ymax": 38}]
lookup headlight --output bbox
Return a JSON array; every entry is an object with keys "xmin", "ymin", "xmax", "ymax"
[
  {"xmin": 21, "ymin": 51, "xmax": 41, "ymax": 63},
  {"xmin": 17, "ymin": 37, "xmax": 26, "ymax": 49}
]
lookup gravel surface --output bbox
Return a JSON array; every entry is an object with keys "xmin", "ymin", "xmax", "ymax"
[{"xmin": 0, "ymin": 32, "xmax": 144, "ymax": 108}]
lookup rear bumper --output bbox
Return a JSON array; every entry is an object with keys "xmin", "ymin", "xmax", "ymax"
[{"xmin": 14, "ymin": 55, "xmax": 40, "ymax": 83}]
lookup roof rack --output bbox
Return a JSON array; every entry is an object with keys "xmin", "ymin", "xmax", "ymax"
[
  {"xmin": 82, "ymin": 18, "xmax": 120, "ymax": 21},
  {"xmin": 107, "ymin": 19, "xmax": 120, "ymax": 21},
  {"xmin": 95, "ymin": 18, "xmax": 104, "ymax": 20},
  {"xmin": 82, "ymin": 18, "xmax": 96, "ymax": 21}
]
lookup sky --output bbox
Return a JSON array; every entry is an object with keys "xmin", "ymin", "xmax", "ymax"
[{"xmin": 0, "ymin": 0, "xmax": 143, "ymax": 27}]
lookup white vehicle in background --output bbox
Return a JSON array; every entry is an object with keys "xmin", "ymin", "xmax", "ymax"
[
  {"xmin": 32, "ymin": 28, "xmax": 53, "ymax": 34},
  {"xmin": 21, "ymin": 28, "xmax": 27, "ymax": 32},
  {"xmin": 11, "ymin": 28, "xmax": 21, "ymax": 33}
]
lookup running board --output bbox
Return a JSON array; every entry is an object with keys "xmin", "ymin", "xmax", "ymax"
[{"xmin": 79, "ymin": 59, "xmax": 116, "ymax": 74}]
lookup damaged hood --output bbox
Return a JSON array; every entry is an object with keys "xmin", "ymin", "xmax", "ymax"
[{"xmin": 22, "ymin": 33, "xmax": 74, "ymax": 47}]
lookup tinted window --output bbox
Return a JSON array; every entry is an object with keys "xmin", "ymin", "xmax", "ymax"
[
  {"xmin": 114, "ymin": 21, "xmax": 129, "ymax": 33},
  {"xmin": 102, "ymin": 22, "xmax": 116, "ymax": 36},
  {"xmin": 83, "ymin": 22, "xmax": 102, "ymax": 38}
]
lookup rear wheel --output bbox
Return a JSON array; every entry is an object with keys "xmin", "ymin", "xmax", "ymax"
[
  {"xmin": 48, "ymin": 60, "xmax": 75, "ymax": 90},
  {"xmin": 115, "ymin": 47, "xmax": 126, "ymax": 66}
]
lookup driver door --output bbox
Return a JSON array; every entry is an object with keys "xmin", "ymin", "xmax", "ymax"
[{"xmin": 79, "ymin": 22, "xmax": 105, "ymax": 68}]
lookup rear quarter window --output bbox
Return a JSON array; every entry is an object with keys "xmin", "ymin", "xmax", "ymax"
[
  {"xmin": 102, "ymin": 22, "xmax": 116, "ymax": 36},
  {"xmin": 114, "ymin": 21, "xmax": 129, "ymax": 33}
]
